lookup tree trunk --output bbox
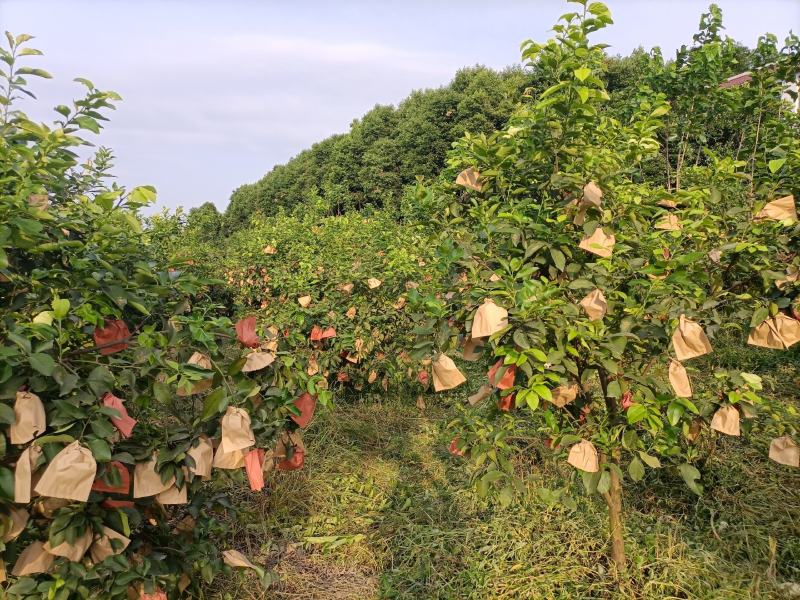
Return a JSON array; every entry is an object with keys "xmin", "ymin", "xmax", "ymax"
[{"xmin": 604, "ymin": 460, "xmax": 626, "ymax": 573}]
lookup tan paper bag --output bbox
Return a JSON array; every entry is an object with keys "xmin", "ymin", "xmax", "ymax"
[
  {"xmin": 178, "ymin": 352, "xmax": 213, "ymax": 396},
  {"xmin": 432, "ymin": 354, "xmax": 466, "ymax": 392},
  {"xmin": 668, "ymin": 360, "xmax": 693, "ymax": 397},
  {"xmin": 220, "ymin": 407, "xmax": 255, "ymax": 453},
  {"xmin": 90, "ymin": 526, "xmax": 131, "ymax": 563},
  {"xmin": 28, "ymin": 194, "xmax": 49, "ymax": 209},
  {"xmin": 297, "ymin": 295, "xmax": 312, "ymax": 308},
  {"xmin": 549, "ymin": 384, "xmax": 579, "ymax": 408},
  {"xmin": 262, "ymin": 245, "xmax": 277, "ymax": 255},
  {"xmin": 710, "ymin": 405, "xmax": 740, "ymax": 436},
  {"xmin": 708, "ymin": 249, "xmax": 722, "ymax": 263},
  {"xmin": 672, "ymin": 314, "xmax": 712, "ymax": 360},
  {"xmin": 748, "ymin": 314, "xmax": 800, "ymax": 349},
  {"xmin": 579, "ymin": 228, "xmax": 615, "ymax": 258},
  {"xmin": 467, "ymin": 384, "xmax": 493, "ymax": 406},
  {"xmin": 747, "ymin": 318, "xmax": 784, "ymax": 349},
  {"xmin": 367, "ymin": 278, "xmax": 382, "ymax": 289},
  {"xmin": 579, "ymin": 289, "xmax": 607, "ymax": 320},
  {"xmin": 462, "ymin": 336, "xmax": 484, "ymax": 361},
  {"xmin": 572, "ymin": 182, "xmax": 603, "ymax": 225},
  {"xmin": 655, "ymin": 214, "xmax": 682, "ymax": 231},
  {"xmin": 14, "ymin": 444, "xmax": 43, "ymax": 504},
  {"xmin": 133, "ymin": 455, "xmax": 174, "ymax": 498},
  {"xmin": 455, "ymin": 167, "xmax": 482, "ymax": 191},
  {"xmin": 2, "ymin": 507, "xmax": 29, "ymax": 542},
  {"xmin": 156, "ymin": 481, "xmax": 188, "ymax": 505},
  {"xmin": 34, "ymin": 441, "xmax": 96, "ymax": 502},
  {"xmin": 339, "ymin": 282, "xmax": 354, "ymax": 294},
  {"xmin": 471, "ymin": 299, "xmax": 508, "ymax": 339},
  {"xmin": 768, "ymin": 436, "xmax": 799, "ymax": 467},
  {"xmin": 657, "ymin": 199, "xmax": 678, "ymax": 208},
  {"xmin": 755, "ymin": 195, "xmax": 797, "ymax": 222},
  {"xmin": 11, "ymin": 541, "xmax": 54, "ymax": 576},
  {"xmin": 776, "ymin": 269, "xmax": 799, "ymax": 289},
  {"xmin": 773, "ymin": 313, "xmax": 800, "ymax": 348},
  {"xmin": 567, "ymin": 440, "xmax": 599, "ymax": 473},
  {"xmin": 222, "ymin": 549, "xmax": 258, "ymax": 570},
  {"xmin": 187, "ymin": 435, "xmax": 213, "ymax": 478},
  {"xmin": 10, "ymin": 391, "xmax": 46, "ymax": 444},
  {"xmin": 242, "ymin": 351, "xmax": 275, "ymax": 373},
  {"xmin": 345, "ymin": 306, "xmax": 357, "ymax": 319},
  {"xmin": 44, "ymin": 528, "xmax": 93, "ymax": 562},
  {"xmin": 213, "ymin": 446, "xmax": 245, "ymax": 470}
]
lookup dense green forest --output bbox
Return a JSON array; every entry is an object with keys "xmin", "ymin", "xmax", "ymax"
[{"xmin": 2, "ymin": 2, "xmax": 799, "ymax": 599}]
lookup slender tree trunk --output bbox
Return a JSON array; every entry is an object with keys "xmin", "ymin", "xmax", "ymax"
[{"xmin": 604, "ymin": 456, "xmax": 626, "ymax": 572}]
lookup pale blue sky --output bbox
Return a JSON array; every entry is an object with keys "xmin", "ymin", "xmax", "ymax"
[{"xmin": 2, "ymin": 0, "xmax": 798, "ymax": 214}]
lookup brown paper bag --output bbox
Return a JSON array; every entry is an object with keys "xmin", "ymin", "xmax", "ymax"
[
  {"xmin": 579, "ymin": 228, "xmax": 615, "ymax": 258},
  {"xmin": 579, "ymin": 289, "xmax": 607, "ymax": 320},
  {"xmin": 339, "ymin": 282, "xmax": 354, "ymax": 294},
  {"xmin": 242, "ymin": 351, "xmax": 275, "ymax": 373},
  {"xmin": 549, "ymin": 384, "xmax": 579, "ymax": 408},
  {"xmin": 773, "ymin": 313, "xmax": 800, "ymax": 348},
  {"xmin": 133, "ymin": 455, "xmax": 174, "ymax": 498},
  {"xmin": 432, "ymin": 354, "xmax": 466, "ymax": 392},
  {"xmin": 367, "ymin": 278, "xmax": 382, "ymax": 289},
  {"xmin": 10, "ymin": 391, "xmax": 46, "ymax": 444},
  {"xmin": 28, "ymin": 194, "xmax": 49, "ymax": 209},
  {"xmin": 44, "ymin": 528, "xmax": 93, "ymax": 562},
  {"xmin": 582, "ymin": 182, "xmax": 603, "ymax": 208},
  {"xmin": 220, "ymin": 407, "xmax": 255, "ymax": 453},
  {"xmin": 156, "ymin": 481, "xmax": 188, "ymax": 505},
  {"xmin": 178, "ymin": 352, "xmax": 213, "ymax": 396},
  {"xmin": 655, "ymin": 214, "xmax": 682, "ymax": 231},
  {"xmin": 222, "ymin": 549, "xmax": 258, "ymax": 570},
  {"xmin": 2, "ymin": 507, "xmax": 29, "ymax": 542},
  {"xmin": 455, "ymin": 167, "xmax": 482, "ymax": 191},
  {"xmin": 768, "ymin": 436, "xmax": 799, "ymax": 467},
  {"xmin": 657, "ymin": 199, "xmax": 678, "ymax": 208},
  {"xmin": 668, "ymin": 360, "xmax": 692, "ymax": 397},
  {"xmin": 297, "ymin": 295, "xmax": 312, "ymax": 308},
  {"xmin": 262, "ymin": 245, "xmax": 277, "ymax": 255},
  {"xmin": 471, "ymin": 299, "xmax": 508, "ymax": 339},
  {"xmin": 671, "ymin": 314, "xmax": 712, "ymax": 360},
  {"xmin": 755, "ymin": 195, "xmax": 797, "ymax": 222},
  {"xmin": 213, "ymin": 446, "xmax": 245, "ymax": 470},
  {"xmin": 11, "ymin": 541, "xmax": 54, "ymax": 576},
  {"xmin": 710, "ymin": 405, "xmax": 740, "ymax": 436},
  {"xmin": 776, "ymin": 269, "xmax": 799, "ymax": 289},
  {"xmin": 462, "ymin": 336, "xmax": 484, "ymax": 361},
  {"xmin": 467, "ymin": 383, "xmax": 493, "ymax": 406},
  {"xmin": 90, "ymin": 526, "xmax": 131, "ymax": 563},
  {"xmin": 14, "ymin": 444, "xmax": 43, "ymax": 504},
  {"xmin": 748, "ymin": 314, "xmax": 800, "ymax": 349},
  {"xmin": 34, "ymin": 441, "xmax": 97, "ymax": 502},
  {"xmin": 187, "ymin": 435, "xmax": 213, "ymax": 478},
  {"xmin": 747, "ymin": 318, "xmax": 784, "ymax": 349},
  {"xmin": 567, "ymin": 440, "xmax": 599, "ymax": 473}
]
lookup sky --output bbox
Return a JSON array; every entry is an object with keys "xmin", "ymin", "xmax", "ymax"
[{"xmin": 2, "ymin": 1, "xmax": 798, "ymax": 215}]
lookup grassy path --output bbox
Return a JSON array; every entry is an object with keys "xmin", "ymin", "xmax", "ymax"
[{"xmin": 210, "ymin": 393, "xmax": 799, "ymax": 599}]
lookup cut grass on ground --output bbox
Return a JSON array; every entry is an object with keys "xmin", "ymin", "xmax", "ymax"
[{"xmin": 210, "ymin": 393, "xmax": 799, "ymax": 599}]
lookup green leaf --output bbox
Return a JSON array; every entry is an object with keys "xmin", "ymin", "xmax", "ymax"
[
  {"xmin": 51, "ymin": 298, "xmax": 70, "ymax": 319},
  {"xmin": 638, "ymin": 451, "xmax": 661, "ymax": 468},
  {"xmin": 768, "ymin": 158, "xmax": 786, "ymax": 173},
  {"xmin": 88, "ymin": 438, "xmax": 112, "ymax": 462},
  {"xmin": 597, "ymin": 470, "xmax": 611, "ymax": 495},
  {"xmin": 550, "ymin": 248, "xmax": 566, "ymax": 271},
  {"xmin": 628, "ymin": 457, "xmax": 645, "ymax": 482},
  {"xmin": 678, "ymin": 463, "xmax": 703, "ymax": 495},
  {"xmin": 201, "ymin": 388, "xmax": 227, "ymax": 421},
  {"xmin": 0, "ymin": 403, "xmax": 15, "ymax": 425},
  {"xmin": 626, "ymin": 403, "xmax": 647, "ymax": 424},
  {"xmin": 87, "ymin": 366, "xmax": 115, "ymax": 396},
  {"xmin": 29, "ymin": 352, "xmax": 55, "ymax": 376},
  {"xmin": 573, "ymin": 67, "xmax": 591, "ymax": 82},
  {"xmin": 498, "ymin": 486, "xmax": 513, "ymax": 507},
  {"xmin": 0, "ymin": 467, "xmax": 14, "ymax": 500}
]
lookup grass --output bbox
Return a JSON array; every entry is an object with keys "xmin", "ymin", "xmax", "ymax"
[{"xmin": 209, "ymin": 342, "xmax": 800, "ymax": 600}]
